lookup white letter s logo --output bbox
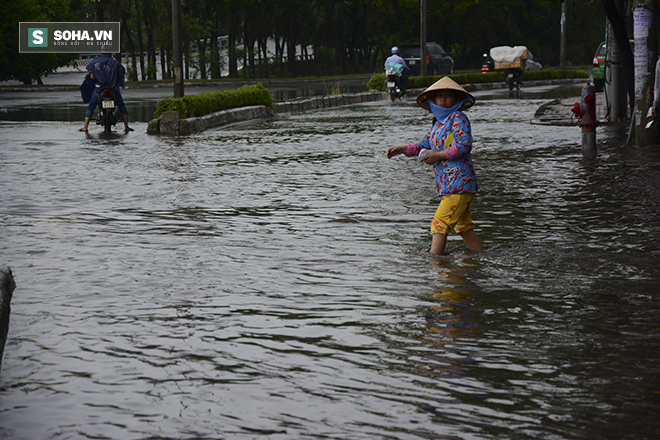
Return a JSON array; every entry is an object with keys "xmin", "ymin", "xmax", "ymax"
[{"xmin": 32, "ymin": 30, "xmax": 43, "ymax": 45}]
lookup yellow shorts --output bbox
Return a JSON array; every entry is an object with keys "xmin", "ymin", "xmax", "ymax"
[{"xmin": 431, "ymin": 193, "xmax": 476, "ymax": 235}]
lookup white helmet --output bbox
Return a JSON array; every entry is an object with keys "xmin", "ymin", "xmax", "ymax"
[{"xmin": 391, "ymin": 46, "xmax": 399, "ymax": 54}]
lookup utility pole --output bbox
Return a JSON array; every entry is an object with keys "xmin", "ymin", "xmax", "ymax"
[
  {"xmin": 560, "ymin": 0, "xmax": 566, "ymax": 70},
  {"xmin": 172, "ymin": 0, "xmax": 184, "ymax": 97},
  {"xmin": 633, "ymin": 0, "xmax": 657, "ymax": 145},
  {"xmin": 606, "ymin": 0, "xmax": 628, "ymax": 122},
  {"xmin": 420, "ymin": 0, "xmax": 427, "ymax": 77}
]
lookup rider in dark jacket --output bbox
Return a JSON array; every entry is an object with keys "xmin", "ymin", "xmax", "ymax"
[{"xmin": 80, "ymin": 50, "xmax": 133, "ymax": 132}]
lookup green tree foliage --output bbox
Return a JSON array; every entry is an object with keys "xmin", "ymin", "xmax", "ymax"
[
  {"xmin": 2, "ymin": 0, "xmax": 608, "ymax": 83},
  {"xmin": 0, "ymin": 0, "xmax": 75, "ymax": 84},
  {"xmin": 426, "ymin": 0, "xmax": 605, "ymax": 70}
]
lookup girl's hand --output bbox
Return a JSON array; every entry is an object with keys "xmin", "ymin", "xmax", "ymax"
[
  {"xmin": 386, "ymin": 145, "xmax": 406, "ymax": 159},
  {"xmin": 420, "ymin": 150, "xmax": 445, "ymax": 164}
]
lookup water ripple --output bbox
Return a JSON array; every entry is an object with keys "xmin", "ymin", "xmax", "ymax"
[{"xmin": 1, "ymin": 99, "xmax": 659, "ymax": 440}]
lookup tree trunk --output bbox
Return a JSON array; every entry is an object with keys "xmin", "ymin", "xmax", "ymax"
[
  {"xmin": 165, "ymin": 46, "xmax": 171, "ymax": 79},
  {"xmin": 244, "ymin": 18, "xmax": 255, "ymax": 77},
  {"xmin": 136, "ymin": 9, "xmax": 146, "ymax": 81},
  {"xmin": 96, "ymin": 0, "xmax": 105, "ymax": 22},
  {"xmin": 228, "ymin": 34, "xmax": 238, "ymax": 78},
  {"xmin": 146, "ymin": 12, "xmax": 156, "ymax": 80},
  {"xmin": 259, "ymin": 37, "xmax": 269, "ymax": 77},
  {"xmin": 287, "ymin": 19, "xmax": 296, "ymax": 77},
  {"xmin": 301, "ymin": 45, "xmax": 308, "ymax": 76},
  {"xmin": 199, "ymin": 38, "xmax": 207, "ymax": 79},
  {"xmin": 160, "ymin": 46, "xmax": 167, "ymax": 80},
  {"xmin": 184, "ymin": 41, "xmax": 190, "ymax": 79},
  {"xmin": 249, "ymin": 38, "xmax": 256, "ymax": 76},
  {"xmin": 210, "ymin": 29, "xmax": 220, "ymax": 79},
  {"xmin": 121, "ymin": 18, "xmax": 138, "ymax": 82}
]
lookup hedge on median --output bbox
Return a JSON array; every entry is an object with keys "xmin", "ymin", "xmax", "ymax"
[
  {"xmin": 367, "ymin": 69, "xmax": 590, "ymax": 92},
  {"xmin": 154, "ymin": 83, "xmax": 274, "ymax": 119}
]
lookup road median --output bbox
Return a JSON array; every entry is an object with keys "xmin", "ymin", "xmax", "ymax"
[{"xmin": 148, "ymin": 90, "xmax": 385, "ymax": 135}]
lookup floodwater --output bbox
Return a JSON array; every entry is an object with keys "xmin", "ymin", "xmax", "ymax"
[{"xmin": 1, "ymin": 85, "xmax": 659, "ymax": 440}]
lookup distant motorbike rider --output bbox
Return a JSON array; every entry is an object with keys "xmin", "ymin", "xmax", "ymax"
[
  {"xmin": 384, "ymin": 46, "xmax": 410, "ymax": 94},
  {"xmin": 80, "ymin": 47, "xmax": 133, "ymax": 132}
]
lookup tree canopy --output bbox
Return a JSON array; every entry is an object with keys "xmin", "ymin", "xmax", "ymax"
[
  {"xmin": 2, "ymin": 0, "xmax": 607, "ymax": 84},
  {"xmin": 0, "ymin": 0, "xmax": 76, "ymax": 84}
]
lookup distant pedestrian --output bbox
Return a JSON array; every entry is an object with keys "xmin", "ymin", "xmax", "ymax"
[{"xmin": 386, "ymin": 76, "xmax": 482, "ymax": 255}]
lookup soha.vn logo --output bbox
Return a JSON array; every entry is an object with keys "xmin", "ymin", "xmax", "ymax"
[
  {"xmin": 28, "ymin": 28, "xmax": 48, "ymax": 47},
  {"xmin": 53, "ymin": 29, "xmax": 113, "ymax": 41},
  {"xmin": 21, "ymin": 23, "xmax": 119, "ymax": 52}
]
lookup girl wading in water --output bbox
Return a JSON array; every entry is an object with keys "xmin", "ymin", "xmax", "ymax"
[{"xmin": 387, "ymin": 76, "xmax": 483, "ymax": 255}]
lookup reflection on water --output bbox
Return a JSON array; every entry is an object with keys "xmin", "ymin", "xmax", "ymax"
[
  {"xmin": 0, "ymin": 77, "xmax": 371, "ymax": 123},
  {"xmin": 0, "ymin": 99, "xmax": 162, "ymax": 123},
  {"xmin": 426, "ymin": 260, "xmax": 481, "ymax": 341},
  {"xmin": 414, "ymin": 258, "xmax": 484, "ymax": 428},
  {"xmin": 1, "ymin": 90, "xmax": 659, "ymax": 440}
]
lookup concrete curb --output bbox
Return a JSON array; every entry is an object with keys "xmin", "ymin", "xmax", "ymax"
[
  {"xmin": 0, "ymin": 266, "xmax": 16, "ymax": 375},
  {"xmin": 145, "ymin": 78, "xmax": 587, "ymax": 135},
  {"xmin": 147, "ymin": 90, "xmax": 386, "ymax": 135}
]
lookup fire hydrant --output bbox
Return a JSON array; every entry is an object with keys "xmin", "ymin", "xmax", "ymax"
[{"xmin": 571, "ymin": 83, "xmax": 598, "ymax": 153}]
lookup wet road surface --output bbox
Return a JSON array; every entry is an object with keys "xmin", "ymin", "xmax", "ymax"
[{"xmin": 1, "ymin": 84, "xmax": 659, "ymax": 440}]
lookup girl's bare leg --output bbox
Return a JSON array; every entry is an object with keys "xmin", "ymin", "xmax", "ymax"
[
  {"xmin": 459, "ymin": 230, "xmax": 483, "ymax": 251},
  {"xmin": 431, "ymin": 233, "xmax": 448, "ymax": 255}
]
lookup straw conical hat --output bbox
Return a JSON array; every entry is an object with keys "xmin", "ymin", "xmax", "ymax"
[{"xmin": 416, "ymin": 76, "xmax": 474, "ymax": 111}]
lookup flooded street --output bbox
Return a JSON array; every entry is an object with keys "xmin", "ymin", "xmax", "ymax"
[{"xmin": 1, "ymin": 84, "xmax": 659, "ymax": 439}]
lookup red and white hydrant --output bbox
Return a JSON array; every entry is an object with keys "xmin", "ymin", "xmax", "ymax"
[{"xmin": 571, "ymin": 83, "xmax": 598, "ymax": 152}]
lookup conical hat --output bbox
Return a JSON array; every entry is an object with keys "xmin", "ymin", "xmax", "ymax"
[{"xmin": 416, "ymin": 76, "xmax": 474, "ymax": 111}]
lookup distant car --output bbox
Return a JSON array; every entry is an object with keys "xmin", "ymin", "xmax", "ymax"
[
  {"xmin": 593, "ymin": 41, "xmax": 606, "ymax": 91},
  {"xmin": 525, "ymin": 50, "xmax": 542, "ymax": 71},
  {"xmin": 592, "ymin": 40, "xmax": 634, "ymax": 92},
  {"xmin": 399, "ymin": 43, "xmax": 454, "ymax": 76}
]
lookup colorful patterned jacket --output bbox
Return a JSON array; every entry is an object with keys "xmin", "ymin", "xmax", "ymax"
[{"xmin": 405, "ymin": 111, "xmax": 478, "ymax": 196}]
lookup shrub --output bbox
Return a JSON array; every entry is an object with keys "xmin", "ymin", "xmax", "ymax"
[
  {"xmin": 154, "ymin": 83, "xmax": 274, "ymax": 118},
  {"xmin": 367, "ymin": 73, "xmax": 386, "ymax": 91}
]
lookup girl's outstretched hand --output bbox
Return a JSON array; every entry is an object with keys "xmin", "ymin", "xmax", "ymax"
[
  {"xmin": 386, "ymin": 145, "xmax": 406, "ymax": 159},
  {"xmin": 420, "ymin": 150, "xmax": 445, "ymax": 164}
]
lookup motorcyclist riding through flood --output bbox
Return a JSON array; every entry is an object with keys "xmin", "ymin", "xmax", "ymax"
[{"xmin": 384, "ymin": 46, "xmax": 410, "ymax": 99}]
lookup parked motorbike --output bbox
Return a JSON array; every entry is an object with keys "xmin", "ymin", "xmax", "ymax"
[
  {"xmin": 95, "ymin": 87, "xmax": 121, "ymax": 133},
  {"xmin": 385, "ymin": 69, "xmax": 404, "ymax": 101}
]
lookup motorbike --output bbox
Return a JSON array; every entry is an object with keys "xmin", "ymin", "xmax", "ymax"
[
  {"xmin": 489, "ymin": 46, "xmax": 531, "ymax": 91},
  {"xmin": 505, "ymin": 68, "xmax": 523, "ymax": 91},
  {"xmin": 481, "ymin": 53, "xmax": 494, "ymax": 73},
  {"xmin": 95, "ymin": 87, "xmax": 121, "ymax": 133},
  {"xmin": 385, "ymin": 69, "xmax": 404, "ymax": 101}
]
